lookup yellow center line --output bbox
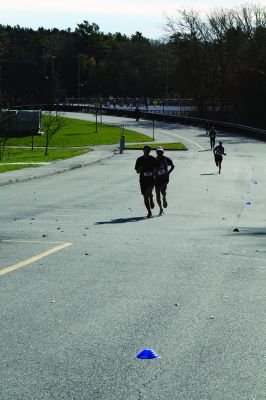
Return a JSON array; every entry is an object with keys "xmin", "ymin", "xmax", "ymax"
[{"xmin": 0, "ymin": 242, "xmax": 72, "ymax": 276}]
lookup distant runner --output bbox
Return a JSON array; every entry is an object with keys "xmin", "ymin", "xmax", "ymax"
[
  {"xmin": 213, "ymin": 141, "xmax": 226, "ymax": 174},
  {"xmin": 209, "ymin": 126, "xmax": 216, "ymax": 149},
  {"xmin": 135, "ymin": 106, "xmax": 140, "ymax": 122},
  {"xmin": 205, "ymin": 122, "xmax": 211, "ymax": 136},
  {"xmin": 155, "ymin": 147, "xmax": 175, "ymax": 215},
  {"xmin": 135, "ymin": 145, "xmax": 160, "ymax": 218}
]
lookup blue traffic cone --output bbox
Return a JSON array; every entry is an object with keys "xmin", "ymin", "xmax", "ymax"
[{"xmin": 136, "ymin": 349, "xmax": 160, "ymax": 359}]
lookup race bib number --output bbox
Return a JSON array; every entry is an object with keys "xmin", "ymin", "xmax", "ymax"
[{"xmin": 143, "ymin": 172, "xmax": 153, "ymax": 177}]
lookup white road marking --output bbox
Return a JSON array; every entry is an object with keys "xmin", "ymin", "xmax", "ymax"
[{"xmin": 157, "ymin": 129, "xmax": 205, "ymax": 151}]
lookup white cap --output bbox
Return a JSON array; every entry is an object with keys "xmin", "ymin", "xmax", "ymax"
[{"xmin": 156, "ymin": 146, "xmax": 164, "ymax": 152}]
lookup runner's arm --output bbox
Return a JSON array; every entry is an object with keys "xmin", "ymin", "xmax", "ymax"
[
  {"xmin": 168, "ymin": 161, "xmax": 175, "ymax": 174},
  {"xmin": 135, "ymin": 159, "xmax": 142, "ymax": 173},
  {"xmin": 166, "ymin": 157, "xmax": 175, "ymax": 174}
]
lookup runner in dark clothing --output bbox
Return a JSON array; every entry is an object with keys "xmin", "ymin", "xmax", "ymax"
[
  {"xmin": 213, "ymin": 141, "xmax": 226, "ymax": 174},
  {"xmin": 154, "ymin": 147, "xmax": 175, "ymax": 215},
  {"xmin": 209, "ymin": 126, "xmax": 216, "ymax": 149},
  {"xmin": 205, "ymin": 122, "xmax": 211, "ymax": 136},
  {"xmin": 135, "ymin": 145, "xmax": 160, "ymax": 218},
  {"xmin": 135, "ymin": 106, "xmax": 140, "ymax": 122}
]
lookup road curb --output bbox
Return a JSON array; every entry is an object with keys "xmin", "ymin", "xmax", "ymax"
[{"xmin": 0, "ymin": 149, "xmax": 118, "ymax": 187}]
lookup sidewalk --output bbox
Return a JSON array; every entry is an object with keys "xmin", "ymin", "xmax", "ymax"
[{"xmin": 0, "ymin": 145, "xmax": 119, "ymax": 187}]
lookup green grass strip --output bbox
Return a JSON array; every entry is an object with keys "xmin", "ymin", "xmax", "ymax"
[
  {"xmin": 8, "ymin": 117, "xmax": 152, "ymax": 147},
  {"xmin": 125, "ymin": 142, "xmax": 187, "ymax": 150},
  {"xmin": 0, "ymin": 148, "xmax": 90, "ymax": 173},
  {"xmin": 0, "ymin": 164, "xmax": 40, "ymax": 173}
]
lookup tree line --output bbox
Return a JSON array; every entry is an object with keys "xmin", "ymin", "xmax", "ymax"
[{"xmin": 0, "ymin": 4, "xmax": 265, "ymax": 128}]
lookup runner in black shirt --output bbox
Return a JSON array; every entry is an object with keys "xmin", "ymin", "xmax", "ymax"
[
  {"xmin": 135, "ymin": 106, "xmax": 140, "ymax": 122},
  {"xmin": 155, "ymin": 147, "xmax": 175, "ymax": 215},
  {"xmin": 135, "ymin": 145, "xmax": 160, "ymax": 218},
  {"xmin": 213, "ymin": 141, "xmax": 226, "ymax": 174}
]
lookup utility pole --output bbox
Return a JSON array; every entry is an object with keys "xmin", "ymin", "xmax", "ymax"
[{"xmin": 77, "ymin": 55, "xmax": 81, "ymax": 103}]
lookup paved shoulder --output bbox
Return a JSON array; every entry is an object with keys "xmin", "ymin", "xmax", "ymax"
[{"xmin": 0, "ymin": 148, "xmax": 117, "ymax": 186}]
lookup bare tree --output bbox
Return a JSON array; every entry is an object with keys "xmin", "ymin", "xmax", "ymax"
[
  {"xmin": 0, "ymin": 110, "xmax": 16, "ymax": 160},
  {"xmin": 42, "ymin": 111, "xmax": 66, "ymax": 156},
  {"xmin": 164, "ymin": 4, "xmax": 266, "ymax": 125},
  {"xmin": 165, "ymin": 10, "xmax": 211, "ymax": 113}
]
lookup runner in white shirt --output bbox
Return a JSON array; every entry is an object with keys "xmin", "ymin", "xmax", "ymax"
[{"xmin": 155, "ymin": 147, "xmax": 175, "ymax": 215}]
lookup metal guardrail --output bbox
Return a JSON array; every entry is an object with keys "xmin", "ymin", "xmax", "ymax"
[
  {"xmin": 13, "ymin": 103, "xmax": 266, "ymax": 140},
  {"xmin": 135, "ymin": 110, "xmax": 266, "ymax": 141}
]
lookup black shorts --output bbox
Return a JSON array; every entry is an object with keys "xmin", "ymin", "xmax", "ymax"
[
  {"xmin": 140, "ymin": 179, "xmax": 154, "ymax": 196},
  {"xmin": 155, "ymin": 177, "xmax": 168, "ymax": 189}
]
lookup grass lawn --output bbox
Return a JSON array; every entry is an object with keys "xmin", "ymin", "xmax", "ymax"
[
  {"xmin": 8, "ymin": 116, "xmax": 152, "ymax": 147},
  {"xmin": 0, "ymin": 164, "xmax": 40, "ymax": 173},
  {"xmin": 0, "ymin": 117, "xmax": 186, "ymax": 173},
  {"xmin": 0, "ymin": 148, "xmax": 90, "ymax": 173},
  {"xmin": 125, "ymin": 142, "xmax": 187, "ymax": 150}
]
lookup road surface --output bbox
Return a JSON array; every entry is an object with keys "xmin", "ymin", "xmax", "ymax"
[{"xmin": 0, "ymin": 115, "xmax": 265, "ymax": 400}]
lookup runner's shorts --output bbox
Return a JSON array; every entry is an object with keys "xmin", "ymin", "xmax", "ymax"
[
  {"xmin": 155, "ymin": 178, "xmax": 168, "ymax": 193},
  {"xmin": 140, "ymin": 178, "xmax": 154, "ymax": 196}
]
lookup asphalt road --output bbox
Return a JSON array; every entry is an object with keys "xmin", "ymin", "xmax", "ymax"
[{"xmin": 0, "ymin": 116, "xmax": 265, "ymax": 400}]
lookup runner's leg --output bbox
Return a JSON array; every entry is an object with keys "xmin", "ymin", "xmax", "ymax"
[
  {"xmin": 145, "ymin": 186, "xmax": 154, "ymax": 217},
  {"xmin": 141, "ymin": 183, "xmax": 152, "ymax": 217},
  {"xmin": 155, "ymin": 186, "xmax": 163, "ymax": 215},
  {"xmin": 218, "ymin": 159, "xmax": 222, "ymax": 174},
  {"xmin": 161, "ymin": 183, "xmax": 168, "ymax": 208},
  {"xmin": 144, "ymin": 195, "xmax": 152, "ymax": 217}
]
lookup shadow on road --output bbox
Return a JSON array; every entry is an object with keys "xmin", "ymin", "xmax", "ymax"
[
  {"xmin": 95, "ymin": 216, "xmax": 146, "ymax": 224},
  {"xmin": 200, "ymin": 173, "xmax": 216, "ymax": 175},
  {"xmin": 195, "ymin": 131, "xmax": 256, "ymax": 144},
  {"xmin": 228, "ymin": 227, "xmax": 266, "ymax": 236}
]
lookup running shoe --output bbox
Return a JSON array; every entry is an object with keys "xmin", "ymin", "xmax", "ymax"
[{"xmin": 147, "ymin": 211, "xmax": 152, "ymax": 218}]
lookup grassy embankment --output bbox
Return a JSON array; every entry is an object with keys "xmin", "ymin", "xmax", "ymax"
[
  {"xmin": 0, "ymin": 116, "xmax": 186, "ymax": 173},
  {"xmin": 0, "ymin": 117, "xmax": 150, "ymax": 173}
]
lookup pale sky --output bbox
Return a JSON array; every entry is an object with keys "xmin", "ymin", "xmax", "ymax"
[{"xmin": 1, "ymin": 0, "xmax": 265, "ymax": 38}]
